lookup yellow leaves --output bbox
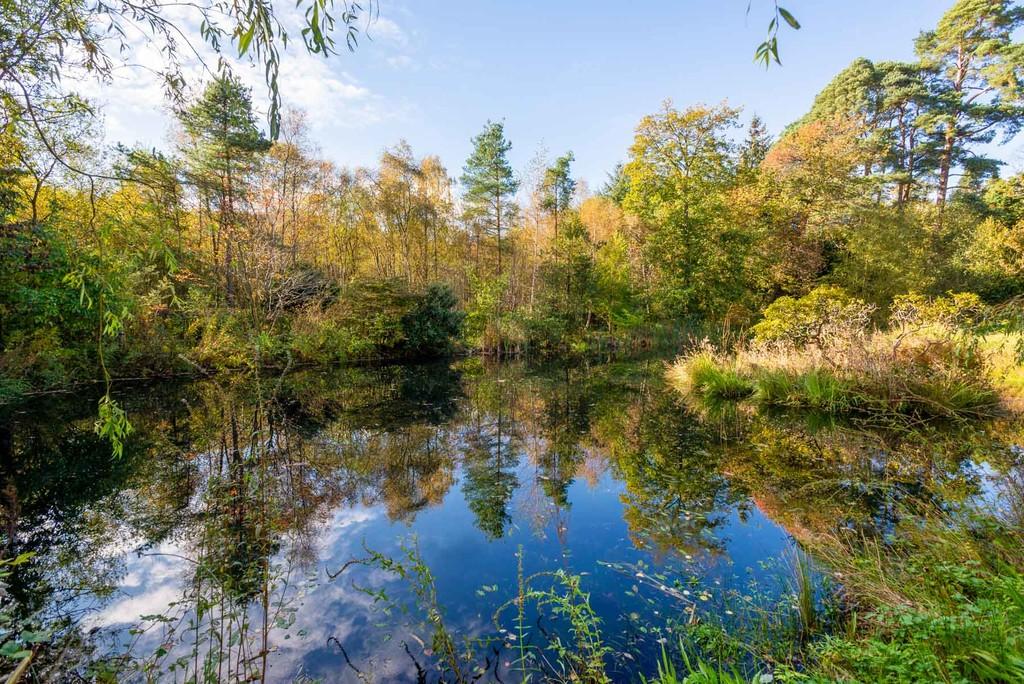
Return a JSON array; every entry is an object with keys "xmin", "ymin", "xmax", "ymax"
[
  {"xmin": 578, "ymin": 196, "xmax": 623, "ymax": 244},
  {"xmin": 763, "ymin": 116, "xmax": 867, "ymax": 184},
  {"xmin": 961, "ymin": 216, "xmax": 1024, "ymax": 282},
  {"xmin": 626, "ymin": 101, "xmax": 742, "ymax": 181},
  {"xmin": 757, "ymin": 116, "xmax": 872, "ymax": 250}
]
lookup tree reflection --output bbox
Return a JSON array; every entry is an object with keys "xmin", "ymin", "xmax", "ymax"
[
  {"xmin": 461, "ymin": 364, "xmax": 521, "ymax": 539},
  {"xmin": 716, "ymin": 416, "xmax": 1003, "ymax": 544},
  {"xmin": 604, "ymin": 384, "xmax": 740, "ymax": 558},
  {"xmin": 536, "ymin": 366, "xmax": 590, "ymax": 508},
  {"xmin": 1, "ymin": 358, "xmax": 1019, "ymax": 681}
]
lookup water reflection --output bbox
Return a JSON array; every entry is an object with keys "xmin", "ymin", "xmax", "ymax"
[{"xmin": 0, "ymin": 358, "xmax": 1019, "ymax": 682}]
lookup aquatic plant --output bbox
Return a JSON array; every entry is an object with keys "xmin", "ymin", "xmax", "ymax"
[{"xmin": 642, "ymin": 641, "xmax": 750, "ymax": 684}]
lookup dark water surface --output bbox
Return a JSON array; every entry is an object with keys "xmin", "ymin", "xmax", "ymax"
[{"xmin": 0, "ymin": 357, "xmax": 1019, "ymax": 682}]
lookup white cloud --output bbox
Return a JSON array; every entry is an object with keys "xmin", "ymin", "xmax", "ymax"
[
  {"xmin": 63, "ymin": 5, "xmax": 396, "ymax": 153},
  {"xmin": 91, "ymin": 584, "xmax": 183, "ymax": 627},
  {"xmin": 366, "ymin": 17, "xmax": 408, "ymax": 48},
  {"xmin": 270, "ymin": 54, "xmax": 377, "ymax": 125},
  {"xmin": 386, "ymin": 54, "xmax": 418, "ymax": 71},
  {"xmin": 85, "ymin": 539, "xmax": 190, "ymax": 628}
]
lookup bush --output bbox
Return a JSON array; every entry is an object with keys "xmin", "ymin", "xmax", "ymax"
[
  {"xmin": 464, "ymin": 275, "xmax": 530, "ymax": 354},
  {"xmin": 289, "ymin": 279, "xmax": 464, "ymax": 364},
  {"xmin": 889, "ymin": 291, "xmax": 984, "ymax": 330},
  {"xmin": 752, "ymin": 286, "xmax": 875, "ymax": 347},
  {"xmin": 400, "ymin": 283, "xmax": 465, "ymax": 358},
  {"xmin": 957, "ymin": 216, "xmax": 1024, "ymax": 300}
]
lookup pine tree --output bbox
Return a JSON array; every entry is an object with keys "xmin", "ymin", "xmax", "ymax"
[
  {"xmin": 915, "ymin": 0, "xmax": 1024, "ymax": 207},
  {"xmin": 875, "ymin": 61, "xmax": 931, "ymax": 205},
  {"xmin": 798, "ymin": 57, "xmax": 932, "ymax": 203},
  {"xmin": 739, "ymin": 115, "xmax": 773, "ymax": 173},
  {"xmin": 600, "ymin": 163, "xmax": 630, "ymax": 204},
  {"xmin": 461, "ymin": 121, "xmax": 519, "ymax": 275},
  {"xmin": 540, "ymin": 152, "xmax": 576, "ymax": 240},
  {"xmin": 178, "ymin": 73, "xmax": 269, "ymax": 303}
]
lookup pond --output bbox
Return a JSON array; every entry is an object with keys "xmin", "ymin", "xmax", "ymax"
[{"xmin": 0, "ymin": 356, "xmax": 1019, "ymax": 682}]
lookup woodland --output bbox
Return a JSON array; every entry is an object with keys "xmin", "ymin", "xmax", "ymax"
[{"xmin": 2, "ymin": 1, "xmax": 1024, "ymax": 682}]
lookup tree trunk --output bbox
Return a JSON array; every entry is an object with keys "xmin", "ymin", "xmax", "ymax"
[
  {"xmin": 936, "ymin": 131, "xmax": 955, "ymax": 209},
  {"xmin": 496, "ymin": 193, "xmax": 502, "ymax": 277}
]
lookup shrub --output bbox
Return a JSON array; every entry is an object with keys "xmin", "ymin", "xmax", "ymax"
[
  {"xmin": 957, "ymin": 216, "xmax": 1024, "ymax": 300},
  {"xmin": 889, "ymin": 291, "xmax": 985, "ymax": 331},
  {"xmin": 464, "ymin": 274, "xmax": 508, "ymax": 353},
  {"xmin": 400, "ymin": 283, "xmax": 465, "ymax": 358},
  {"xmin": 752, "ymin": 286, "xmax": 875, "ymax": 347},
  {"xmin": 289, "ymin": 279, "xmax": 464, "ymax": 363},
  {"xmin": 185, "ymin": 309, "xmax": 253, "ymax": 370}
]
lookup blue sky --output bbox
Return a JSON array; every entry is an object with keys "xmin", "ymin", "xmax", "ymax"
[{"xmin": 93, "ymin": 1, "xmax": 1022, "ymax": 190}]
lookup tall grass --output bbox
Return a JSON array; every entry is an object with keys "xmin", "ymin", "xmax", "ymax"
[
  {"xmin": 669, "ymin": 329, "xmax": 1011, "ymax": 423},
  {"xmin": 790, "ymin": 549, "xmax": 819, "ymax": 637},
  {"xmin": 669, "ymin": 351, "xmax": 754, "ymax": 401}
]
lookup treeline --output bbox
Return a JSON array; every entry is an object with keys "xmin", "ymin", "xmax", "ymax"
[{"xmin": 2, "ymin": 0, "xmax": 1024, "ymax": 400}]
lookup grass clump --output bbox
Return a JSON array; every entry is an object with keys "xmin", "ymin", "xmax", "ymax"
[
  {"xmin": 642, "ymin": 641, "xmax": 750, "ymax": 684},
  {"xmin": 668, "ymin": 349, "xmax": 754, "ymax": 402},
  {"xmin": 796, "ymin": 369, "xmax": 854, "ymax": 413}
]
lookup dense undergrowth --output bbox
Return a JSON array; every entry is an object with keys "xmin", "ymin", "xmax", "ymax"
[{"xmin": 801, "ymin": 509, "xmax": 1024, "ymax": 683}]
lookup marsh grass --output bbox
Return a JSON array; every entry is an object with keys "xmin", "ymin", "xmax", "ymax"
[
  {"xmin": 789, "ymin": 549, "xmax": 819, "ymax": 638},
  {"xmin": 669, "ymin": 290, "xmax": 1024, "ymax": 423},
  {"xmin": 668, "ymin": 351, "xmax": 755, "ymax": 401},
  {"xmin": 670, "ymin": 327, "xmax": 1011, "ymax": 423}
]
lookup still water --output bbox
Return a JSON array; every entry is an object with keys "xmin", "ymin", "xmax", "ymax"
[{"xmin": 0, "ymin": 357, "xmax": 1018, "ymax": 682}]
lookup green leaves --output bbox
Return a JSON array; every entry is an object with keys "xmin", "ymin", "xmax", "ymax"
[
  {"xmin": 752, "ymin": 2, "xmax": 801, "ymax": 68},
  {"xmin": 755, "ymin": 36, "xmax": 781, "ymax": 68},
  {"xmin": 95, "ymin": 394, "xmax": 133, "ymax": 458},
  {"xmin": 540, "ymin": 152, "xmax": 577, "ymax": 218},
  {"xmin": 0, "ymin": 641, "xmax": 30, "ymax": 660},
  {"xmin": 237, "ymin": 22, "xmax": 257, "ymax": 56},
  {"xmin": 778, "ymin": 7, "xmax": 800, "ymax": 29}
]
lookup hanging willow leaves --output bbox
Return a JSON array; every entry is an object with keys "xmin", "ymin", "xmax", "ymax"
[{"xmin": 750, "ymin": 1, "xmax": 801, "ymax": 68}]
